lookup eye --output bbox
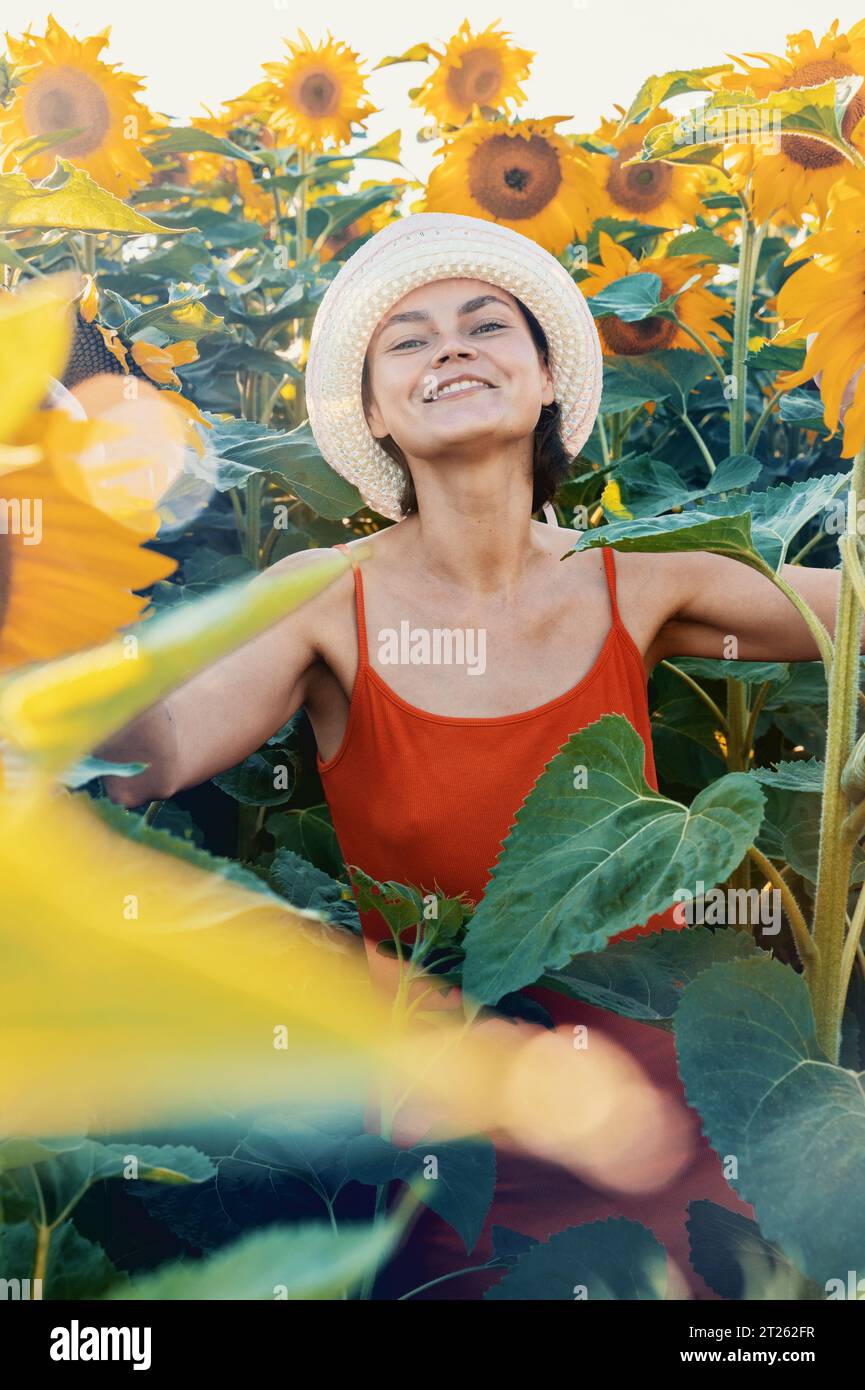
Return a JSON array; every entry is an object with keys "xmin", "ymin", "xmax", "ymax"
[
  {"xmin": 473, "ymin": 319, "xmax": 507, "ymax": 333},
  {"xmin": 389, "ymin": 336, "xmax": 425, "ymax": 352}
]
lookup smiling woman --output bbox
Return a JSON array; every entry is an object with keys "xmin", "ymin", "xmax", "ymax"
[{"xmin": 102, "ymin": 209, "xmax": 843, "ymax": 1302}]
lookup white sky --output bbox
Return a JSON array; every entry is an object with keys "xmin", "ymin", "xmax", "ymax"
[{"xmin": 5, "ymin": 2, "xmax": 865, "ymax": 183}]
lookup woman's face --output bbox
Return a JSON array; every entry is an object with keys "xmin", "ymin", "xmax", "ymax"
[{"xmin": 363, "ymin": 277, "xmax": 555, "ymax": 463}]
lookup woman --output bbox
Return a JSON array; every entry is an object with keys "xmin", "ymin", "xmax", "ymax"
[{"xmin": 105, "ymin": 212, "xmax": 843, "ymax": 1299}]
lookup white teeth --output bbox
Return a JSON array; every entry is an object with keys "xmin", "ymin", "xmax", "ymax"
[{"xmin": 434, "ymin": 379, "xmax": 490, "ymax": 399}]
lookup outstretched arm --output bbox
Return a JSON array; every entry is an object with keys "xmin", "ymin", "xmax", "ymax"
[{"xmin": 645, "ymin": 550, "xmax": 857, "ymax": 666}]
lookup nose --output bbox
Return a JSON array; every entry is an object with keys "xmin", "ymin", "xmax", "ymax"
[{"xmin": 430, "ymin": 332, "xmax": 478, "ymax": 368}]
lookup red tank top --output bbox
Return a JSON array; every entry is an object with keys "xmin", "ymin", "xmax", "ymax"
[{"xmin": 317, "ymin": 538, "xmax": 682, "ymax": 1012}]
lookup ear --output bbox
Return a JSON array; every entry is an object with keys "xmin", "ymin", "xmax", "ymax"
[
  {"xmin": 366, "ymin": 393, "xmax": 388, "ymax": 439},
  {"xmin": 540, "ymin": 358, "xmax": 555, "ymax": 408}
]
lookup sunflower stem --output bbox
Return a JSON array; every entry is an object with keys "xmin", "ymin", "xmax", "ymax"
[
  {"xmin": 729, "ymin": 211, "xmax": 766, "ymax": 457},
  {"xmin": 679, "ymin": 410, "xmax": 716, "ymax": 475},
  {"xmin": 746, "ymin": 386, "xmax": 784, "ymax": 454},
  {"xmin": 295, "ymin": 149, "xmax": 308, "ymax": 262},
  {"xmin": 808, "ymin": 442, "xmax": 865, "ymax": 1063}
]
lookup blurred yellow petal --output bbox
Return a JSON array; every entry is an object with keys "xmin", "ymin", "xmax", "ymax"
[
  {"xmin": 0, "ymin": 455, "xmax": 176, "ymax": 671},
  {"xmin": 0, "ymin": 272, "xmax": 76, "ymax": 444},
  {"xmin": 130, "ymin": 340, "xmax": 180, "ymax": 387},
  {"xmin": 79, "ymin": 274, "xmax": 99, "ymax": 323},
  {"xmin": 0, "ymin": 548, "xmax": 354, "ymax": 770}
]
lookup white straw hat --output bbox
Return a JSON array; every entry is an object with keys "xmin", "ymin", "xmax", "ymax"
[{"xmin": 305, "ymin": 211, "xmax": 602, "ymax": 521}]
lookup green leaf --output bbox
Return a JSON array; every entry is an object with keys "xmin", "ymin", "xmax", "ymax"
[
  {"xmin": 687, "ymin": 1200, "xmax": 822, "ymax": 1300},
  {"xmin": 541, "ymin": 924, "xmax": 764, "ymax": 1022},
  {"xmin": 588, "ymin": 272, "xmax": 664, "ymax": 321},
  {"xmin": 675, "ymin": 956, "xmax": 865, "ymax": 1285},
  {"xmin": 90, "ymin": 799, "xmax": 290, "ymax": 900},
  {"xmin": 749, "ymin": 342, "xmax": 806, "ymax": 374},
  {"xmin": 616, "ymin": 64, "xmax": 736, "ymax": 130},
  {"xmin": 345, "ymin": 1134, "xmax": 496, "ymax": 1253},
  {"xmin": 108, "ymin": 1218, "xmax": 403, "ymax": 1300},
  {"xmin": 1, "ymin": 1222, "xmax": 126, "ymax": 1299},
  {"xmin": 120, "ymin": 289, "xmax": 224, "ymax": 343},
  {"xmin": 266, "ymin": 803, "xmax": 344, "ymax": 878},
  {"xmin": 705, "ymin": 453, "xmax": 763, "ymax": 492},
  {"xmin": 779, "ymin": 387, "xmax": 830, "ymax": 432},
  {"xmin": 20, "ymin": 1139, "xmax": 216, "ymax": 1226},
  {"xmin": 485, "ymin": 1218, "xmax": 668, "ymax": 1299},
  {"xmin": 602, "ymin": 453, "xmax": 760, "ymax": 521},
  {"xmin": 664, "ymin": 229, "xmax": 738, "ymax": 265},
  {"xmin": 61, "ymin": 756, "xmax": 147, "ymax": 789},
  {"xmin": 462, "ymin": 715, "xmax": 765, "ymax": 1006},
  {"xmin": 147, "ymin": 127, "xmax": 265, "ymax": 165},
  {"xmin": 269, "ymin": 849, "xmax": 360, "ymax": 931},
  {"xmin": 750, "ymin": 759, "xmax": 825, "ymax": 793},
  {"xmin": 221, "ymin": 421, "xmax": 364, "ymax": 518},
  {"xmin": 638, "ymin": 74, "xmax": 865, "ymax": 168},
  {"xmin": 0, "ymin": 160, "xmax": 179, "ymax": 234},
  {"xmin": 570, "ymin": 510, "xmax": 764, "ymax": 569},
  {"xmin": 673, "ymin": 656, "xmax": 790, "ymax": 688},
  {"xmin": 0, "ymin": 548, "xmax": 351, "ymax": 771},
  {"xmin": 697, "ymin": 473, "xmax": 850, "ymax": 568},
  {"xmin": 0, "ymin": 1136, "xmax": 85, "ymax": 1174},
  {"xmin": 574, "ymin": 474, "xmax": 849, "ymax": 571},
  {"xmin": 601, "ymin": 348, "xmax": 711, "ymax": 413},
  {"xmin": 212, "ymin": 746, "xmax": 299, "ymax": 806}
]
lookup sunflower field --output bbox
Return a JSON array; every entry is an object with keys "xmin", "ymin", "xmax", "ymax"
[{"xmin": 2, "ymin": 11, "xmax": 865, "ymax": 1317}]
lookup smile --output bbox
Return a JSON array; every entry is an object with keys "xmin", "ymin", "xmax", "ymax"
[{"xmin": 426, "ymin": 377, "xmax": 495, "ymax": 402}]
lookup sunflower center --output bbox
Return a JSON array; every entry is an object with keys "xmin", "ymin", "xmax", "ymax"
[
  {"xmin": 23, "ymin": 65, "xmax": 111, "ymax": 157},
  {"xmin": 598, "ymin": 287, "xmax": 677, "ymax": 355},
  {"xmin": 468, "ymin": 133, "xmax": 562, "ymax": 219},
  {"xmin": 605, "ymin": 141, "xmax": 673, "ymax": 212},
  {"xmin": 446, "ymin": 48, "xmax": 503, "ymax": 111},
  {"xmin": 295, "ymin": 70, "xmax": 340, "ymax": 118},
  {"xmin": 779, "ymin": 58, "xmax": 865, "ymax": 169}
]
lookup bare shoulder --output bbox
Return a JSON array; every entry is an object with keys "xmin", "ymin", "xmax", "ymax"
[{"xmin": 546, "ymin": 529, "xmax": 714, "ymax": 661}]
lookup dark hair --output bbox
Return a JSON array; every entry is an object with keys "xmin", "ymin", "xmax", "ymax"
[{"xmin": 360, "ymin": 295, "xmax": 570, "ymax": 518}]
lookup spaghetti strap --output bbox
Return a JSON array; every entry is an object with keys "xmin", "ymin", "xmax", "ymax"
[
  {"xmin": 601, "ymin": 544, "xmax": 622, "ymax": 626},
  {"xmin": 334, "ymin": 543, "xmax": 369, "ymax": 672}
]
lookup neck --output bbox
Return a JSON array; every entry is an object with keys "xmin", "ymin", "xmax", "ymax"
[{"xmin": 395, "ymin": 440, "xmax": 549, "ymax": 596}]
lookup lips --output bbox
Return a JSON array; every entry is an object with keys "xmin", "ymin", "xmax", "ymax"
[{"xmin": 425, "ymin": 375, "xmax": 495, "ymax": 402}]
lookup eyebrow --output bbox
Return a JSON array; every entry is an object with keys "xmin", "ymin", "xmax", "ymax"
[{"xmin": 376, "ymin": 294, "xmax": 514, "ymax": 337}]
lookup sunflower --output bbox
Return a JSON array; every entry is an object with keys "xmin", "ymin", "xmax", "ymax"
[
  {"xmin": 257, "ymin": 30, "xmax": 378, "ymax": 153},
  {"xmin": 0, "ymin": 429, "xmax": 175, "ymax": 671},
  {"xmin": 424, "ymin": 115, "xmax": 594, "ymax": 253},
  {"xmin": 580, "ymin": 106, "xmax": 713, "ymax": 230},
  {"xmin": 0, "ymin": 14, "xmax": 164, "ymax": 199},
  {"xmin": 717, "ymin": 18, "xmax": 865, "ymax": 226},
  {"xmin": 773, "ymin": 169, "xmax": 865, "ymax": 456},
  {"xmin": 581, "ymin": 231, "xmax": 733, "ymax": 357},
  {"xmin": 413, "ymin": 20, "xmax": 534, "ymax": 128}
]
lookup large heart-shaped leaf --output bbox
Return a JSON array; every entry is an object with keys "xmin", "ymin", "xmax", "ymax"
[
  {"xmin": 108, "ymin": 1218, "xmax": 403, "ymax": 1300},
  {"xmin": 485, "ymin": 1218, "xmax": 668, "ymax": 1300},
  {"xmin": 674, "ymin": 956, "xmax": 865, "ymax": 1286},
  {"xmin": 2, "ymin": 1222, "xmax": 125, "ymax": 1299},
  {"xmin": 462, "ymin": 715, "xmax": 765, "ymax": 1007},
  {"xmin": 220, "ymin": 421, "xmax": 363, "ymax": 518},
  {"xmin": 0, "ymin": 160, "xmax": 178, "ymax": 234},
  {"xmin": 601, "ymin": 348, "xmax": 709, "ymax": 413},
  {"xmin": 345, "ymin": 1133, "xmax": 496, "ymax": 1254},
  {"xmin": 541, "ymin": 924, "xmax": 764, "ymax": 1022},
  {"xmin": 686, "ymin": 1200, "xmax": 823, "ymax": 1300}
]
